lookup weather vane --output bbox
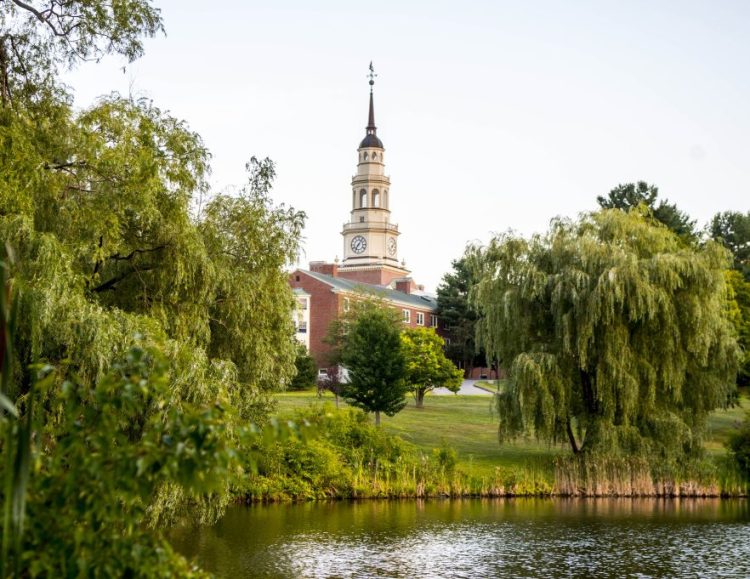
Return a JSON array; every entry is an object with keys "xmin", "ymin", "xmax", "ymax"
[{"xmin": 368, "ymin": 61, "xmax": 377, "ymax": 88}]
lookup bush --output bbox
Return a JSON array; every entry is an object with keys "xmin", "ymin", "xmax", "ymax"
[
  {"xmin": 289, "ymin": 344, "xmax": 318, "ymax": 391},
  {"xmin": 729, "ymin": 415, "xmax": 750, "ymax": 479}
]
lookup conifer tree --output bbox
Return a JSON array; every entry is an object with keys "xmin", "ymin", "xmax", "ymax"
[{"xmin": 341, "ymin": 307, "xmax": 408, "ymax": 426}]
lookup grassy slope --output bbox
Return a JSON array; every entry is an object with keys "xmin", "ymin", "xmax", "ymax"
[
  {"xmin": 277, "ymin": 389, "xmax": 750, "ymax": 477},
  {"xmin": 278, "ymin": 391, "xmax": 560, "ymax": 478}
]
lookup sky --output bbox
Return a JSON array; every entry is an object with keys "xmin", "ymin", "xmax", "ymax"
[{"xmin": 64, "ymin": 0, "xmax": 750, "ymax": 292}]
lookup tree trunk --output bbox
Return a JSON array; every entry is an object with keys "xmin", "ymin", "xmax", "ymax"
[
  {"xmin": 334, "ymin": 393, "xmax": 339, "ymax": 408},
  {"xmin": 375, "ymin": 410, "xmax": 381, "ymax": 426},
  {"xmin": 566, "ymin": 418, "xmax": 580, "ymax": 454},
  {"xmin": 415, "ymin": 389, "xmax": 425, "ymax": 409}
]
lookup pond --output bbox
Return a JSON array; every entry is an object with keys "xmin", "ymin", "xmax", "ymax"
[{"xmin": 170, "ymin": 499, "xmax": 750, "ymax": 578}]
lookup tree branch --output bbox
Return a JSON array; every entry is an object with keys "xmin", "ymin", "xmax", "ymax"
[
  {"xmin": 108, "ymin": 244, "xmax": 167, "ymax": 262},
  {"xmin": 10, "ymin": 0, "xmax": 67, "ymax": 37},
  {"xmin": 92, "ymin": 265, "xmax": 154, "ymax": 293}
]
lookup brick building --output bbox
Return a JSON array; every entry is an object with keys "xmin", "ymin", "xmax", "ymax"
[{"xmin": 290, "ymin": 65, "xmax": 441, "ymax": 368}]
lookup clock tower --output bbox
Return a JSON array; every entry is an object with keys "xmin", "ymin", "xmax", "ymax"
[{"xmin": 338, "ymin": 64, "xmax": 410, "ymax": 286}]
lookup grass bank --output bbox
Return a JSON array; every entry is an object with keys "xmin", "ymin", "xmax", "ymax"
[{"xmin": 239, "ymin": 389, "xmax": 750, "ymax": 500}]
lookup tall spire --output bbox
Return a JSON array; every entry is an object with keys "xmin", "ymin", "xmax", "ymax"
[
  {"xmin": 360, "ymin": 62, "xmax": 384, "ymax": 149},
  {"xmin": 367, "ymin": 61, "xmax": 376, "ymax": 131}
]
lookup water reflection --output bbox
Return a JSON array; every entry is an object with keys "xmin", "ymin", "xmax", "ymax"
[{"xmin": 170, "ymin": 499, "xmax": 750, "ymax": 578}]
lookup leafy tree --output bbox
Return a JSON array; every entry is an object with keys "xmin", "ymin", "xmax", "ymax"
[
  {"xmin": 726, "ymin": 270, "xmax": 750, "ymax": 386},
  {"xmin": 341, "ymin": 306, "xmax": 408, "ymax": 426},
  {"xmin": 710, "ymin": 211, "xmax": 750, "ymax": 280},
  {"xmin": 436, "ymin": 256, "xmax": 486, "ymax": 374},
  {"xmin": 597, "ymin": 181, "xmax": 696, "ymax": 240},
  {"xmin": 0, "ymin": 0, "xmax": 306, "ymax": 570},
  {"xmin": 470, "ymin": 209, "xmax": 739, "ymax": 461},
  {"xmin": 290, "ymin": 344, "xmax": 317, "ymax": 391},
  {"xmin": 1, "ymin": 0, "xmax": 163, "ymax": 107},
  {"xmin": 21, "ymin": 346, "xmax": 246, "ymax": 576},
  {"xmin": 401, "ymin": 327, "xmax": 463, "ymax": 408},
  {"xmin": 317, "ymin": 365, "xmax": 344, "ymax": 408}
]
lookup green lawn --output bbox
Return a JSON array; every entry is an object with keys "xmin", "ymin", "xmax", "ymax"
[
  {"xmin": 276, "ymin": 388, "xmax": 750, "ymax": 477},
  {"xmin": 276, "ymin": 390, "xmax": 563, "ymax": 477},
  {"xmin": 705, "ymin": 392, "xmax": 750, "ymax": 453}
]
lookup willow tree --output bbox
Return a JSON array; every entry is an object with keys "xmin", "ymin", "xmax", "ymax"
[
  {"xmin": 0, "ymin": 0, "xmax": 305, "ymax": 553},
  {"xmin": 470, "ymin": 209, "xmax": 739, "ymax": 459}
]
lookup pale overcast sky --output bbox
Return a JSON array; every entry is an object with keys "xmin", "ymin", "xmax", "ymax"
[{"xmin": 64, "ymin": 0, "xmax": 750, "ymax": 292}]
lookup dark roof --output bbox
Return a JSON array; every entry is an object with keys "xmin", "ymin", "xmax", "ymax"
[
  {"xmin": 300, "ymin": 269, "xmax": 437, "ymax": 310},
  {"xmin": 359, "ymin": 133, "xmax": 384, "ymax": 148}
]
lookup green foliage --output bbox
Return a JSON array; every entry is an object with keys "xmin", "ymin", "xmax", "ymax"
[
  {"xmin": 1, "ymin": 0, "xmax": 163, "ymax": 106},
  {"xmin": 1, "ymin": 95, "xmax": 304, "ymax": 423},
  {"xmin": 597, "ymin": 181, "xmax": 696, "ymax": 240},
  {"xmin": 340, "ymin": 305, "xmax": 408, "ymax": 425},
  {"xmin": 710, "ymin": 211, "xmax": 750, "ymax": 281},
  {"xmin": 238, "ymin": 405, "xmax": 483, "ymax": 500},
  {"xmin": 4, "ymin": 346, "xmax": 243, "ymax": 576},
  {"xmin": 436, "ymin": 256, "xmax": 485, "ymax": 372},
  {"xmin": 725, "ymin": 270, "xmax": 750, "ymax": 386},
  {"xmin": 401, "ymin": 327, "xmax": 463, "ymax": 407},
  {"xmin": 290, "ymin": 344, "xmax": 317, "ymax": 391},
  {"xmin": 470, "ymin": 209, "xmax": 740, "ymax": 461},
  {"xmin": 0, "ymin": 0, "xmax": 306, "ymax": 572},
  {"xmin": 728, "ymin": 413, "xmax": 750, "ymax": 483}
]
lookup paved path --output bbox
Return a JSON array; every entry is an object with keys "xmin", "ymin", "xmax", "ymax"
[{"xmin": 432, "ymin": 379, "xmax": 493, "ymax": 396}]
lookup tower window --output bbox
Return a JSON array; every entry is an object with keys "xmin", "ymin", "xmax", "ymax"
[
  {"xmin": 363, "ymin": 152, "xmax": 368, "ymax": 161},
  {"xmin": 359, "ymin": 216, "xmax": 365, "ymax": 222},
  {"xmin": 360, "ymin": 189, "xmax": 367, "ymax": 208},
  {"xmin": 372, "ymin": 190, "xmax": 380, "ymax": 208}
]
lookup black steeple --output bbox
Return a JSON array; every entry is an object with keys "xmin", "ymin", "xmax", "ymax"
[{"xmin": 359, "ymin": 62, "xmax": 384, "ymax": 149}]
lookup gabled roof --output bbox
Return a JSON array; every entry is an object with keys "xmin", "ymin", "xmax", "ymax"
[{"xmin": 299, "ymin": 269, "xmax": 438, "ymax": 311}]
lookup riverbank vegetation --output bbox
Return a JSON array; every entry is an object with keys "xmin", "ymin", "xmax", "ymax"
[{"xmin": 242, "ymin": 389, "xmax": 749, "ymax": 501}]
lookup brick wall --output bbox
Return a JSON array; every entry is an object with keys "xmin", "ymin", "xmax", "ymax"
[
  {"xmin": 289, "ymin": 271, "xmax": 340, "ymax": 368},
  {"xmin": 337, "ymin": 267, "xmax": 406, "ymax": 286},
  {"xmin": 289, "ymin": 269, "xmax": 441, "ymax": 368}
]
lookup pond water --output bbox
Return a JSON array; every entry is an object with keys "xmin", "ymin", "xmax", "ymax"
[{"xmin": 170, "ymin": 499, "xmax": 750, "ymax": 578}]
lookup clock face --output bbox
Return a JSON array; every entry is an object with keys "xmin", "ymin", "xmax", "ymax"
[
  {"xmin": 387, "ymin": 237, "xmax": 397, "ymax": 256},
  {"xmin": 351, "ymin": 235, "xmax": 367, "ymax": 254}
]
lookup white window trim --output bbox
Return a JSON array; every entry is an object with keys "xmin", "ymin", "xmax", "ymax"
[
  {"xmin": 430, "ymin": 314, "xmax": 438, "ymax": 328},
  {"xmin": 416, "ymin": 312, "xmax": 424, "ymax": 326},
  {"xmin": 402, "ymin": 309, "xmax": 411, "ymax": 324}
]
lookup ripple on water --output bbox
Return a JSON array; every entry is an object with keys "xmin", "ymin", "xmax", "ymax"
[{"xmin": 170, "ymin": 499, "xmax": 750, "ymax": 578}]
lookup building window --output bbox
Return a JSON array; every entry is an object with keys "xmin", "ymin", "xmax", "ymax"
[
  {"xmin": 430, "ymin": 314, "xmax": 438, "ymax": 328},
  {"xmin": 297, "ymin": 297, "xmax": 307, "ymax": 310},
  {"xmin": 360, "ymin": 216, "xmax": 365, "ymax": 223},
  {"xmin": 444, "ymin": 337, "xmax": 451, "ymax": 346},
  {"xmin": 416, "ymin": 312, "xmax": 424, "ymax": 326},
  {"xmin": 295, "ymin": 275, "xmax": 300, "ymax": 282},
  {"xmin": 360, "ymin": 189, "xmax": 367, "ymax": 208},
  {"xmin": 402, "ymin": 309, "xmax": 411, "ymax": 324},
  {"xmin": 343, "ymin": 298, "xmax": 350, "ymax": 312},
  {"xmin": 372, "ymin": 190, "xmax": 380, "ymax": 207},
  {"xmin": 297, "ymin": 321, "xmax": 307, "ymax": 334}
]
